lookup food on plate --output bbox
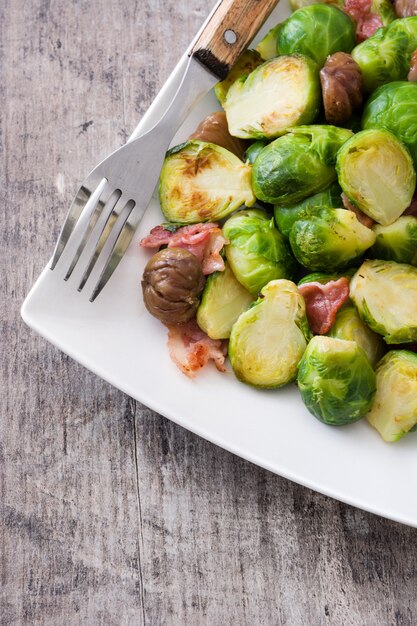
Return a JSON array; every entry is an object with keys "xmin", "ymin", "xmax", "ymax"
[
  {"xmin": 350, "ymin": 259, "xmax": 417, "ymax": 343},
  {"xmin": 369, "ymin": 216, "xmax": 417, "ymax": 265},
  {"xmin": 336, "ymin": 129, "xmax": 416, "ymax": 225},
  {"xmin": 222, "ymin": 209, "xmax": 297, "ymax": 295},
  {"xmin": 159, "ymin": 140, "xmax": 255, "ymax": 224},
  {"xmin": 196, "ymin": 262, "xmax": 254, "ymax": 340},
  {"xmin": 189, "ymin": 111, "xmax": 247, "ymax": 160},
  {"xmin": 223, "ymin": 55, "xmax": 320, "ymax": 139},
  {"xmin": 139, "ymin": 1, "xmax": 417, "ymax": 442},
  {"xmin": 351, "ymin": 16, "xmax": 417, "ymax": 91},
  {"xmin": 252, "ymin": 125, "xmax": 352, "ymax": 205},
  {"xmin": 319, "ymin": 52, "xmax": 363, "ymax": 125},
  {"xmin": 298, "ymin": 276, "xmax": 350, "ymax": 334},
  {"xmin": 344, "ymin": 0, "xmax": 396, "ymax": 41},
  {"xmin": 289, "ymin": 208, "xmax": 376, "ymax": 270},
  {"xmin": 297, "ymin": 336, "xmax": 376, "ymax": 424},
  {"xmin": 274, "ymin": 5, "xmax": 356, "ymax": 67},
  {"xmin": 141, "ymin": 248, "xmax": 205, "ymax": 325},
  {"xmin": 274, "ymin": 183, "xmax": 343, "ymax": 238},
  {"xmin": 229, "ymin": 280, "xmax": 311, "ymax": 387},
  {"xmin": 214, "ymin": 49, "xmax": 263, "ymax": 105},
  {"xmin": 362, "ymin": 81, "xmax": 417, "ymax": 169},
  {"xmin": 328, "ymin": 304, "xmax": 385, "ymax": 365},
  {"xmin": 366, "ymin": 350, "xmax": 417, "ymax": 441}
]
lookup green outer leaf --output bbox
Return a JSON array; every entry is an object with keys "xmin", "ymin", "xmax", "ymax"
[
  {"xmin": 277, "ymin": 4, "xmax": 356, "ymax": 67},
  {"xmin": 369, "ymin": 216, "xmax": 417, "ymax": 266},
  {"xmin": 297, "ymin": 336, "xmax": 376, "ymax": 425}
]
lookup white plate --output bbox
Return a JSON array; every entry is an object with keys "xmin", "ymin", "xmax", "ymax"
[{"xmin": 22, "ymin": 0, "xmax": 417, "ymax": 528}]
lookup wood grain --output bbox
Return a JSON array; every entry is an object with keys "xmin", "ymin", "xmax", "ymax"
[
  {"xmin": 1, "ymin": 1, "xmax": 417, "ymax": 625},
  {"xmin": 192, "ymin": 0, "xmax": 279, "ymax": 79}
]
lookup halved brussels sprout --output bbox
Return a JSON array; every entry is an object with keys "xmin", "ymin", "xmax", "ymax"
[
  {"xmin": 366, "ymin": 350, "xmax": 417, "ymax": 442},
  {"xmin": 289, "ymin": 208, "xmax": 376, "ymax": 271},
  {"xmin": 350, "ymin": 259, "xmax": 417, "ymax": 344},
  {"xmin": 297, "ymin": 336, "xmax": 376, "ymax": 425},
  {"xmin": 229, "ymin": 279, "xmax": 310, "ymax": 388},
  {"xmin": 222, "ymin": 209, "xmax": 297, "ymax": 296},
  {"xmin": 274, "ymin": 183, "xmax": 342, "ymax": 238},
  {"xmin": 362, "ymin": 81, "xmax": 417, "ymax": 170},
  {"xmin": 223, "ymin": 55, "xmax": 320, "ymax": 140},
  {"xmin": 277, "ymin": 5, "xmax": 356, "ymax": 67},
  {"xmin": 352, "ymin": 17, "xmax": 417, "ymax": 92},
  {"xmin": 214, "ymin": 50, "xmax": 263, "ymax": 105},
  {"xmin": 159, "ymin": 140, "xmax": 255, "ymax": 224},
  {"xmin": 253, "ymin": 125, "xmax": 352, "ymax": 205},
  {"xmin": 196, "ymin": 262, "xmax": 254, "ymax": 340},
  {"xmin": 328, "ymin": 305, "xmax": 385, "ymax": 366},
  {"xmin": 369, "ymin": 216, "xmax": 417, "ymax": 266},
  {"xmin": 245, "ymin": 141, "xmax": 267, "ymax": 165},
  {"xmin": 256, "ymin": 24, "xmax": 282, "ymax": 60},
  {"xmin": 336, "ymin": 129, "xmax": 416, "ymax": 226}
]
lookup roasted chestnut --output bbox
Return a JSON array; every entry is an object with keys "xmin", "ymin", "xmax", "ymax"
[
  {"xmin": 141, "ymin": 248, "xmax": 205, "ymax": 325},
  {"xmin": 188, "ymin": 111, "xmax": 247, "ymax": 161},
  {"xmin": 320, "ymin": 52, "xmax": 363, "ymax": 126}
]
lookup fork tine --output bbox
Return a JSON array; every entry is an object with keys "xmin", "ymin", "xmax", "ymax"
[
  {"xmin": 50, "ymin": 174, "xmax": 106, "ymax": 270},
  {"xmin": 89, "ymin": 200, "xmax": 138, "ymax": 302},
  {"xmin": 77, "ymin": 192, "xmax": 127, "ymax": 291},
  {"xmin": 65, "ymin": 187, "xmax": 122, "ymax": 281}
]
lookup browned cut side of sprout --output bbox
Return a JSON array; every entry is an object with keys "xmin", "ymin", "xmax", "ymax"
[
  {"xmin": 142, "ymin": 248, "xmax": 206, "ymax": 325},
  {"xmin": 408, "ymin": 49, "xmax": 417, "ymax": 81},
  {"xmin": 189, "ymin": 111, "xmax": 248, "ymax": 161},
  {"xmin": 320, "ymin": 52, "xmax": 363, "ymax": 125},
  {"xmin": 394, "ymin": 0, "xmax": 417, "ymax": 17}
]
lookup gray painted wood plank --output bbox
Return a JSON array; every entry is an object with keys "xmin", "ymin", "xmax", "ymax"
[{"xmin": 1, "ymin": 1, "xmax": 417, "ymax": 625}]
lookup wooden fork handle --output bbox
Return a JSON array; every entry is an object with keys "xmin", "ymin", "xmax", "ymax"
[{"xmin": 191, "ymin": 0, "xmax": 279, "ymax": 80}]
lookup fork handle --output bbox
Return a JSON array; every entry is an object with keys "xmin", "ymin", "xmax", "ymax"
[{"xmin": 191, "ymin": 0, "xmax": 279, "ymax": 80}]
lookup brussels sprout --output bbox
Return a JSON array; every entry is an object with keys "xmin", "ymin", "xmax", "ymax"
[
  {"xmin": 274, "ymin": 183, "xmax": 342, "ymax": 238},
  {"xmin": 336, "ymin": 129, "xmax": 416, "ymax": 226},
  {"xmin": 371, "ymin": 0, "xmax": 397, "ymax": 27},
  {"xmin": 222, "ymin": 209, "xmax": 297, "ymax": 296},
  {"xmin": 369, "ymin": 216, "xmax": 417, "ymax": 266},
  {"xmin": 277, "ymin": 5, "xmax": 356, "ymax": 68},
  {"xmin": 256, "ymin": 24, "xmax": 282, "ymax": 60},
  {"xmin": 298, "ymin": 336, "xmax": 376, "ymax": 425},
  {"xmin": 290, "ymin": 0, "xmax": 345, "ymax": 11},
  {"xmin": 329, "ymin": 305, "xmax": 385, "ymax": 366},
  {"xmin": 362, "ymin": 81, "xmax": 417, "ymax": 170},
  {"xmin": 253, "ymin": 125, "xmax": 352, "ymax": 205},
  {"xmin": 350, "ymin": 259, "xmax": 417, "ymax": 344},
  {"xmin": 229, "ymin": 279, "xmax": 310, "ymax": 387},
  {"xmin": 196, "ymin": 262, "xmax": 254, "ymax": 340},
  {"xmin": 214, "ymin": 50, "xmax": 263, "ymax": 105},
  {"xmin": 289, "ymin": 208, "xmax": 376, "ymax": 271},
  {"xmin": 159, "ymin": 140, "xmax": 255, "ymax": 224},
  {"xmin": 366, "ymin": 350, "xmax": 417, "ymax": 442},
  {"xmin": 245, "ymin": 141, "xmax": 267, "ymax": 165},
  {"xmin": 352, "ymin": 17, "xmax": 417, "ymax": 92},
  {"xmin": 224, "ymin": 55, "xmax": 320, "ymax": 140}
]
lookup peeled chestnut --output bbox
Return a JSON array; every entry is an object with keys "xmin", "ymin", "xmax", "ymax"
[
  {"xmin": 141, "ymin": 247, "xmax": 205, "ymax": 325},
  {"xmin": 320, "ymin": 52, "xmax": 363, "ymax": 126}
]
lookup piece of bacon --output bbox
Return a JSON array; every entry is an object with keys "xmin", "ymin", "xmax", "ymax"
[
  {"xmin": 166, "ymin": 319, "xmax": 228, "ymax": 378},
  {"xmin": 403, "ymin": 195, "xmax": 417, "ymax": 216},
  {"xmin": 298, "ymin": 278, "xmax": 350, "ymax": 335},
  {"xmin": 344, "ymin": 0, "xmax": 383, "ymax": 41},
  {"xmin": 140, "ymin": 223, "xmax": 228, "ymax": 274},
  {"xmin": 408, "ymin": 49, "xmax": 417, "ymax": 81},
  {"xmin": 341, "ymin": 193, "xmax": 375, "ymax": 228}
]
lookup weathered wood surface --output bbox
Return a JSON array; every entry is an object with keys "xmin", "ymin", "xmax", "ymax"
[{"xmin": 1, "ymin": 1, "xmax": 417, "ymax": 624}]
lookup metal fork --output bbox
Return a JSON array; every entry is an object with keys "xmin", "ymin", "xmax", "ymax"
[{"xmin": 50, "ymin": 0, "xmax": 279, "ymax": 301}]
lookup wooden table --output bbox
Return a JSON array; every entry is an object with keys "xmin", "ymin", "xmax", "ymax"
[{"xmin": 1, "ymin": 1, "xmax": 417, "ymax": 624}]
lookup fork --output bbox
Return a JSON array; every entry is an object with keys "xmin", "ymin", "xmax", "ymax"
[{"xmin": 50, "ymin": 0, "xmax": 279, "ymax": 301}]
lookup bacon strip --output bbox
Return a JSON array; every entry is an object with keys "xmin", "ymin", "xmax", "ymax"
[
  {"xmin": 298, "ymin": 278, "xmax": 350, "ymax": 335},
  {"xmin": 140, "ymin": 223, "xmax": 228, "ymax": 275},
  {"xmin": 166, "ymin": 319, "xmax": 228, "ymax": 378},
  {"xmin": 344, "ymin": 0, "xmax": 383, "ymax": 41},
  {"xmin": 342, "ymin": 193, "xmax": 375, "ymax": 228}
]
